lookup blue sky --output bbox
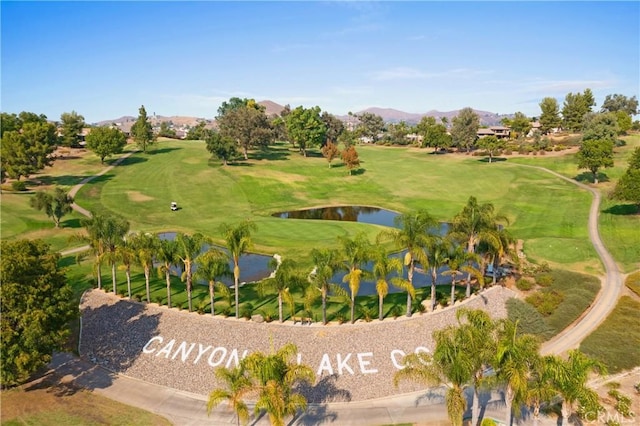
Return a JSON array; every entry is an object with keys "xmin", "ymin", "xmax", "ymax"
[{"xmin": 2, "ymin": 1, "xmax": 638, "ymax": 123}]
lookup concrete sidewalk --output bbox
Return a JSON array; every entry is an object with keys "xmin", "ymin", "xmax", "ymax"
[{"xmin": 49, "ymin": 352, "xmax": 558, "ymax": 426}]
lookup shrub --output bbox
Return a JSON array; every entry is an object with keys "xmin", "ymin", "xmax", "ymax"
[
  {"xmin": 240, "ymin": 303, "xmax": 254, "ymax": 320},
  {"xmin": 260, "ymin": 309, "xmax": 275, "ymax": 323},
  {"xmin": 11, "ymin": 181, "xmax": 27, "ymax": 191},
  {"xmin": 506, "ymin": 298, "xmax": 552, "ymax": 338},
  {"xmin": 515, "ymin": 278, "xmax": 534, "ymax": 291},
  {"xmin": 175, "ymin": 302, "xmax": 183, "ymax": 310},
  {"xmin": 154, "ymin": 295, "xmax": 164, "ymax": 305},
  {"xmin": 221, "ymin": 306, "xmax": 231, "ymax": 317},
  {"xmin": 197, "ymin": 301, "xmax": 207, "ymax": 315},
  {"xmin": 535, "ymin": 273, "xmax": 554, "ymax": 287},
  {"xmin": 335, "ymin": 313, "xmax": 347, "ymax": 324},
  {"xmin": 416, "ymin": 302, "xmax": 427, "ymax": 314},
  {"xmin": 133, "ymin": 294, "xmax": 143, "ymax": 302},
  {"xmin": 390, "ymin": 305, "xmax": 403, "ymax": 319},
  {"xmin": 525, "ymin": 289, "xmax": 564, "ymax": 316},
  {"xmin": 358, "ymin": 306, "xmax": 375, "ymax": 322}
]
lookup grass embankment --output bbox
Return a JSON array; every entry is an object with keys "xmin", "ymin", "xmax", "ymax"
[
  {"xmin": 624, "ymin": 271, "xmax": 640, "ymax": 297},
  {"xmin": 507, "ymin": 269, "xmax": 600, "ymax": 340}
]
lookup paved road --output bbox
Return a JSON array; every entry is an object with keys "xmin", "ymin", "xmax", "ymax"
[{"xmin": 56, "ymin": 157, "xmax": 624, "ymax": 425}]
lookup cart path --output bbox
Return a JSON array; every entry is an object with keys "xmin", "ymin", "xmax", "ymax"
[{"xmin": 516, "ymin": 164, "xmax": 624, "ymax": 355}]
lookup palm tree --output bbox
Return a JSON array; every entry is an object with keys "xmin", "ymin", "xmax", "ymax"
[
  {"xmin": 494, "ymin": 319, "xmax": 541, "ymax": 426},
  {"xmin": 175, "ymin": 232, "xmax": 208, "ymax": 312},
  {"xmin": 129, "ymin": 232, "xmax": 159, "ymax": 303},
  {"xmin": 378, "ymin": 209, "xmax": 437, "ymax": 317},
  {"xmin": 371, "ymin": 247, "xmax": 412, "ymax": 321},
  {"xmin": 74, "ymin": 211, "xmax": 114, "ymax": 290},
  {"xmin": 221, "ymin": 220, "xmax": 257, "ymax": 319},
  {"xmin": 101, "ymin": 214, "xmax": 130, "ymax": 294},
  {"xmin": 548, "ymin": 350, "xmax": 606, "ymax": 426},
  {"xmin": 338, "ymin": 232, "xmax": 372, "ymax": 323},
  {"xmin": 116, "ymin": 238, "xmax": 136, "ymax": 299},
  {"xmin": 424, "ymin": 236, "xmax": 450, "ymax": 311},
  {"xmin": 448, "ymin": 196, "xmax": 508, "ymax": 290},
  {"xmin": 156, "ymin": 238, "xmax": 179, "ymax": 308},
  {"xmin": 442, "ymin": 245, "xmax": 479, "ymax": 306},
  {"xmin": 525, "ymin": 355, "xmax": 558, "ymax": 426},
  {"xmin": 456, "ymin": 308, "xmax": 497, "ymax": 426},
  {"xmin": 207, "ymin": 364, "xmax": 252, "ymax": 426},
  {"xmin": 394, "ymin": 324, "xmax": 473, "ymax": 426},
  {"xmin": 195, "ymin": 248, "xmax": 231, "ymax": 316},
  {"xmin": 258, "ymin": 257, "xmax": 301, "ymax": 322},
  {"xmin": 308, "ymin": 248, "xmax": 344, "ymax": 325},
  {"xmin": 241, "ymin": 342, "xmax": 315, "ymax": 426}
]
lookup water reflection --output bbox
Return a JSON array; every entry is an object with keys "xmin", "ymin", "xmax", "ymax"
[{"xmin": 272, "ymin": 206, "xmax": 398, "ymax": 228}]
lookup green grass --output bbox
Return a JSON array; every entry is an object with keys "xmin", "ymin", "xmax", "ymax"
[
  {"xmin": 624, "ymin": 271, "xmax": 640, "ymax": 297},
  {"xmin": 580, "ymin": 296, "xmax": 640, "ymax": 373}
]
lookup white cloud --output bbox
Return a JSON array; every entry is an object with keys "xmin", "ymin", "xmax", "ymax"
[{"xmin": 369, "ymin": 67, "xmax": 491, "ymax": 82}]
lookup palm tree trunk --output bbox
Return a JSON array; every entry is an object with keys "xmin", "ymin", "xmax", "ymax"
[
  {"xmin": 322, "ymin": 289, "xmax": 327, "ymax": 325},
  {"xmin": 111, "ymin": 262, "xmax": 117, "ymax": 293},
  {"xmin": 234, "ymin": 263, "xmax": 240, "ymax": 319},
  {"xmin": 560, "ymin": 401, "xmax": 570, "ymax": 426},
  {"xmin": 165, "ymin": 270, "xmax": 172, "ymax": 308},
  {"xmin": 350, "ymin": 294, "xmax": 355, "ymax": 324},
  {"xmin": 96, "ymin": 258, "xmax": 102, "ymax": 290},
  {"xmin": 278, "ymin": 293, "xmax": 283, "ymax": 323},
  {"xmin": 187, "ymin": 277, "xmax": 193, "ymax": 312},
  {"xmin": 472, "ymin": 384, "xmax": 481, "ymax": 426},
  {"xmin": 505, "ymin": 385, "xmax": 514, "ymax": 426},
  {"xmin": 209, "ymin": 280, "xmax": 215, "ymax": 316},
  {"xmin": 431, "ymin": 270, "xmax": 437, "ymax": 311},
  {"xmin": 450, "ymin": 278, "xmax": 456, "ymax": 306},
  {"xmin": 406, "ymin": 263, "xmax": 414, "ymax": 317},
  {"xmin": 379, "ymin": 294, "xmax": 384, "ymax": 320},
  {"xmin": 532, "ymin": 405, "xmax": 540, "ymax": 426},
  {"xmin": 144, "ymin": 268, "xmax": 151, "ymax": 303},
  {"xmin": 126, "ymin": 268, "xmax": 132, "ymax": 299}
]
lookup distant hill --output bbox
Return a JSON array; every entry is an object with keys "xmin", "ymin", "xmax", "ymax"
[
  {"xmin": 258, "ymin": 100, "xmax": 285, "ymax": 117},
  {"xmin": 343, "ymin": 107, "xmax": 511, "ymax": 127}
]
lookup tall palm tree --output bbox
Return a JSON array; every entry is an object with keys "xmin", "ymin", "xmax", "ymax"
[
  {"xmin": 448, "ymin": 196, "xmax": 508, "ymax": 288},
  {"xmin": 195, "ymin": 248, "xmax": 231, "ymax": 317},
  {"xmin": 74, "ymin": 211, "xmax": 113, "ymax": 290},
  {"xmin": 548, "ymin": 350, "xmax": 606, "ymax": 426},
  {"xmin": 525, "ymin": 355, "xmax": 558, "ymax": 426},
  {"xmin": 221, "ymin": 220, "xmax": 257, "ymax": 319},
  {"xmin": 338, "ymin": 232, "xmax": 372, "ymax": 323},
  {"xmin": 494, "ymin": 319, "xmax": 541, "ymax": 426},
  {"xmin": 207, "ymin": 364, "xmax": 252, "ymax": 426},
  {"xmin": 116, "ymin": 238, "xmax": 136, "ymax": 299},
  {"xmin": 378, "ymin": 209, "xmax": 437, "ymax": 317},
  {"xmin": 394, "ymin": 324, "xmax": 473, "ymax": 426},
  {"xmin": 101, "ymin": 214, "xmax": 130, "ymax": 294},
  {"xmin": 175, "ymin": 232, "xmax": 208, "ymax": 312},
  {"xmin": 371, "ymin": 247, "xmax": 412, "ymax": 321},
  {"xmin": 156, "ymin": 238, "xmax": 180, "ymax": 308},
  {"xmin": 308, "ymin": 248, "xmax": 344, "ymax": 325},
  {"xmin": 129, "ymin": 232, "xmax": 159, "ymax": 303},
  {"xmin": 258, "ymin": 257, "xmax": 301, "ymax": 322},
  {"xmin": 241, "ymin": 342, "xmax": 315, "ymax": 426},
  {"xmin": 442, "ymin": 245, "xmax": 479, "ymax": 306},
  {"xmin": 424, "ymin": 236, "xmax": 450, "ymax": 311},
  {"xmin": 456, "ymin": 308, "xmax": 497, "ymax": 426}
]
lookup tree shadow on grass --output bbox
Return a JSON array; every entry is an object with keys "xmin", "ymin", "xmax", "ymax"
[
  {"xmin": 250, "ymin": 148, "xmax": 290, "ymax": 161},
  {"xmin": 574, "ymin": 171, "xmax": 609, "ymax": 183},
  {"xmin": 603, "ymin": 203, "xmax": 640, "ymax": 215},
  {"xmin": 477, "ymin": 157, "xmax": 508, "ymax": 163},
  {"xmin": 115, "ymin": 156, "xmax": 148, "ymax": 166},
  {"xmin": 61, "ymin": 218, "xmax": 83, "ymax": 229},
  {"xmin": 348, "ymin": 168, "xmax": 366, "ymax": 176},
  {"xmin": 147, "ymin": 147, "xmax": 181, "ymax": 155}
]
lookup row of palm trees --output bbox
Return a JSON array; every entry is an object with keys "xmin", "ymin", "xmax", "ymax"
[
  {"xmin": 394, "ymin": 308, "xmax": 605, "ymax": 426},
  {"xmin": 73, "ymin": 196, "xmax": 513, "ymax": 324}
]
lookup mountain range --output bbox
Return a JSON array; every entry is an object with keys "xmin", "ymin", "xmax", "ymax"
[{"xmin": 94, "ymin": 100, "xmax": 512, "ymax": 128}]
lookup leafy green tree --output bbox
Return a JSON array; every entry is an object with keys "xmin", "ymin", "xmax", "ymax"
[
  {"xmin": 157, "ymin": 121, "xmax": 177, "ymax": 138},
  {"xmin": 352, "ymin": 112, "xmax": 385, "ymax": 143},
  {"xmin": 450, "ymin": 107, "xmax": 480, "ymax": 152},
  {"xmin": 175, "ymin": 232, "xmax": 208, "ymax": 312},
  {"xmin": 562, "ymin": 89, "xmax": 596, "ymax": 132},
  {"xmin": 186, "ymin": 121, "xmax": 207, "ymax": 140},
  {"xmin": 576, "ymin": 139, "xmax": 614, "ymax": 184},
  {"xmin": 321, "ymin": 111, "xmax": 345, "ymax": 144},
  {"xmin": 539, "ymin": 97, "xmax": 562, "ymax": 134},
  {"xmin": 18, "ymin": 111, "xmax": 48, "ymax": 125},
  {"xmin": 394, "ymin": 322, "xmax": 473, "ymax": 426},
  {"xmin": 258, "ymin": 258, "xmax": 302, "ymax": 322},
  {"xmin": 341, "ymin": 145, "xmax": 360, "ymax": 175},
  {"xmin": 371, "ymin": 247, "xmax": 411, "ymax": 320},
  {"xmin": 129, "ymin": 231, "xmax": 159, "ymax": 303},
  {"xmin": 85, "ymin": 126, "xmax": 127, "ymax": 163},
  {"xmin": 195, "ymin": 248, "xmax": 231, "ymax": 316},
  {"xmin": 29, "ymin": 187, "xmax": 74, "ymax": 228},
  {"xmin": 548, "ymin": 350, "xmax": 606, "ymax": 426},
  {"xmin": 378, "ymin": 210, "xmax": 437, "ymax": 317},
  {"xmin": 416, "ymin": 116, "xmax": 452, "ymax": 151},
  {"xmin": 308, "ymin": 248, "xmax": 344, "ymax": 325},
  {"xmin": 477, "ymin": 135, "xmax": 506, "ymax": 163},
  {"xmin": 0, "ymin": 112, "xmax": 21, "ymax": 137},
  {"xmin": 241, "ymin": 343, "xmax": 315, "ymax": 426},
  {"xmin": 59, "ymin": 110, "xmax": 85, "ymax": 147},
  {"xmin": 0, "ymin": 239, "xmax": 77, "ymax": 388},
  {"xmin": 205, "ymin": 130, "xmax": 238, "ymax": 166},
  {"xmin": 582, "ymin": 112, "xmax": 620, "ymax": 142},
  {"xmin": 321, "ymin": 140, "xmax": 340, "ymax": 168},
  {"xmin": 0, "ymin": 121, "xmax": 58, "ymax": 180},
  {"xmin": 337, "ymin": 128, "xmax": 357, "ymax": 148},
  {"xmin": 221, "ymin": 220, "xmax": 257, "ymax": 318},
  {"xmin": 131, "ymin": 105, "xmax": 155, "ymax": 153},
  {"xmin": 600, "ymin": 93, "xmax": 639, "ymax": 116},
  {"xmin": 338, "ymin": 232, "xmax": 373, "ymax": 323},
  {"xmin": 216, "ymin": 97, "xmax": 264, "ymax": 119},
  {"xmin": 207, "ymin": 364, "xmax": 252, "ymax": 426},
  {"xmin": 494, "ymin": 319, "xmax": 541, "ymax": 425},
  {"xmin": 614, "ymin": 110, "xmax": 633, "ymax": 134},
  {"xmin": 502, "ymin": 112, "xmax": 531, "ymax": 139},
  {"xmin": 611, "ymin": 147, "xmax": 640, "ymax": 212},
  {"xmin": 284, "ymin": 106, "xmax": 326, "ymax": 157},
  {"xmin": 156, "ymin": 238, "xmax": 180, "ymax": 308},
  {"xmin": 384, "ymin": 121, "xmax": 412, "ymax": 145},
  {"xmin": 218, "ymin": 105, "xmax": 273, "ymax": 160}
]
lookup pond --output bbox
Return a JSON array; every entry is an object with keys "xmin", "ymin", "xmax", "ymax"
[{"xmin": 272, "ymin": 205, "xmax": 399, "ymax": 228}]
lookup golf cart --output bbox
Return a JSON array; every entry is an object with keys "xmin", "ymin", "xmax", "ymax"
[{"xmin": 171, "ymin": 202, "xmax": 178, "ymax": 211}]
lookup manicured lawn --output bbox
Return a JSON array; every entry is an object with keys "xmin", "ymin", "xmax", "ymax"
[
  {"xmin": 580, "ymin": 296, "xmax": 640, "ymax": 373},
  {"xmin": 70, "ymin": 140, "xmax": 601, "ymax": 271}
]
